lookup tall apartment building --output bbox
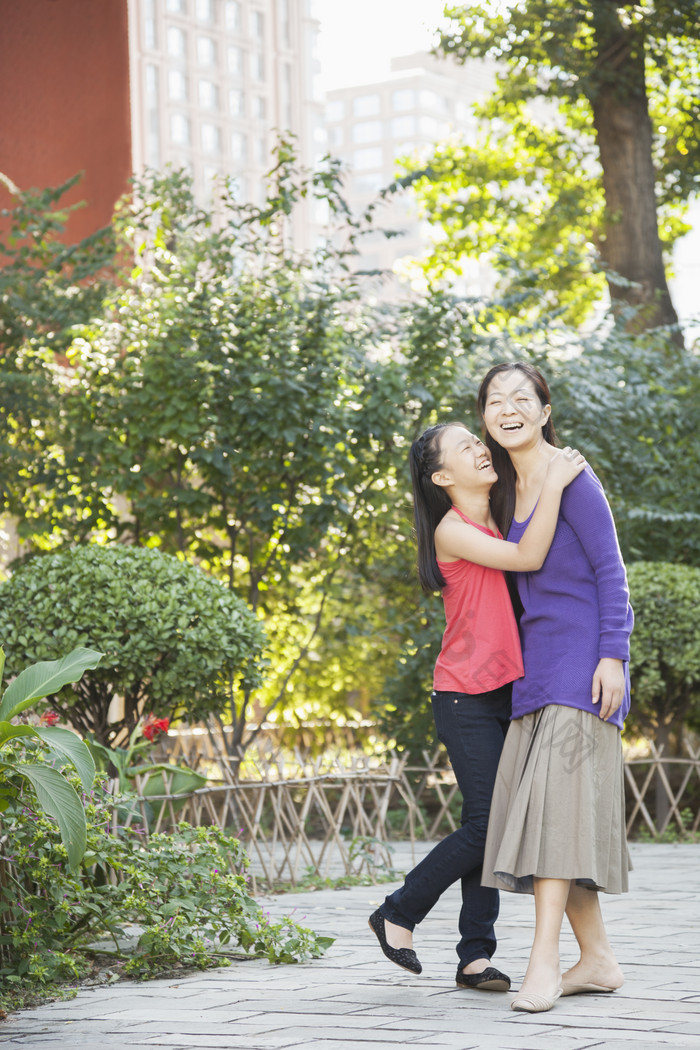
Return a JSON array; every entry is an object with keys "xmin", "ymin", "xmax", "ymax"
[
  {"xmin": 324, "ymin": 51, "xmax": 497, "ymax": 290},
  {"xmin": 129, "ymin": 0, "xmax": 324, "ymax": 245}
]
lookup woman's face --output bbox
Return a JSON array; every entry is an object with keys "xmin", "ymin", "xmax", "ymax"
[{"xmin": 482, "ymin": 370, "xmax": 550, "ymax": 451}]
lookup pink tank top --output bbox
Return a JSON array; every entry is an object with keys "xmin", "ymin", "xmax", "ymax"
[{"xmin": 432, "ymin": 507, "xmax": 524, "ymax": 694}]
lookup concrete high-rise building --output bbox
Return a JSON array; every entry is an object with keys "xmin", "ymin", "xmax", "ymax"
[
  {"xmin": 129, "ymin": 0, "xmax": 324, "ymax": 245},
  {"xmin": 324, "ymin": 51, "xmax": 497, "ymax": 292}
]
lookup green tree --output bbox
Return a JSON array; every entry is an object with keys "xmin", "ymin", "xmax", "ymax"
[
  {"xmin": 0, "ymin": 546, "xmax": 265, "ymax": 747},
  {"xmin": 1, "ymin": 152, "xmax": 422, "ymax": 756},
  {"xmin": 0, "ymin": 173, "xmax": 115, "ymax": 531},
  {"xmin": 406, "ymin": 1, "xmax": 700, "ymax": 329}
]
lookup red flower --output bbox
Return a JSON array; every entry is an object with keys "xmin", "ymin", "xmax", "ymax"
[
  {"xmin": 39, "ymin": 711, "xmax": 60, "ymax": 726},
  {"xmin": 142, "ymin": 713, "xmax": 170, "ymax": 742}
]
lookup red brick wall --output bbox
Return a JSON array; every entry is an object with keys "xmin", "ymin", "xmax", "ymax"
[{"xmin": 0, "ymin": 0, "xmax": 132, "ymax": 241}]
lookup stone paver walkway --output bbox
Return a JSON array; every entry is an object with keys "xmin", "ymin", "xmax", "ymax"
[{"xmin": 0, "ymin": 842, "xmax": 698, "ymax": 1050}]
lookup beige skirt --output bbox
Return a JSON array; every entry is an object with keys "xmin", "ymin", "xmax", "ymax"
[{"xmin": 482, "ymin": 705, "xmax": 630, "ymax": 895}]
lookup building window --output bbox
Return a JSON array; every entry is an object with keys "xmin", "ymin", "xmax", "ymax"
[
  {"xmin": 392, "ymin": 88, "xmax": 416, "ymax": 111},
  {"xmin": 229, "ymin": 175, "xmax": 248, "ymax": 201},
  {"xmin": 353, "ymin": 146, "xmax": 383, "ymax": 170},
  {"xmin": 353, "ymin": 94, "xmax": 380, "ymax": 117},
  {"xmin": 229, "ymin": 87, "xmax": 245, "ymax": 117},
  {"xmin": 231, "ymin": 131, "xmax": 247, "ymax": 161},
  {"xmin": 168, "ymin": 69, "xmax": 188, "ymax": 101},
  {"xmin": 173, "ymin": 157, "xmax": 193, "ymax": 176},
  {"xmin": 199, "ymin": 79, "xmax": 219, "ymax": 110},
  {"xmin": 281, "ymin": 62, "xmax": 292, "ymax": 126},
  {"xmin": 195, "ymin": 0, "xmax": 213, "ymax": 22},
  {"xmin": 144, "ymin": 0, "xmax": 157, "ymax": 49},
  {"xmin": 326, "ymin": 99, "xmax": 344, "ymax": 122},
  {"xmin": 145, "ymin": 65, "xmax": 160, "ymax": 167},
  {"xmin": 420, "ymin": 89, "xmax": 447, "ymax": 112},
  {"xmin": 171, "ymin": 112, "xmax": 191, "ymax": 145},
  {"xmin": 255, "ymin": 135, "xmax": 268, "ymax": 164},
  {"xmin": 197, "ymin": 36, "xmax": 216, "ymax": 66},
  {"xmin": 251, "ymin": 51, "xmax": 265, "ymax": 81},
  {"xmin": 253, "ymin": 95, "xmax": 267, "ymax": 121},
  {"xmin": 228, "ymin": 45, "xmax": 244, "ymax": 77},
  {"xmin": 252, "ymin": 11, "xmax": 265, "ymax": 39},
  {"xmin": 202, "ymin": 123, "xmax": 222, "ymax": 154},
  {"xmin": 203, "ymin": 164, "xmax": 220, "ymax": 202},
  {"xmin": 352, "ymin": 120, "xmax": 382, "ymax": 144},
  {"xmin": 355, "ymin": 172, "xmax": 384, "ymax": 195},
  {"xmin": 419, "ymin": 115, "xmax": 439, "ymax": 137},
  {"xmin": 225, "ymin": 1, "xmax": 241, "ymax": 31},
  {"xmin": 277, "ymin": 0, "xmax": 291, "ymax": 47},
  {"xmin": 327, "ymin": 126, "xmax": 343, "ymax": 147},
  {"xmin": 146, "ymin": 64, "xmax": 159, "ymax": 105},
  {"xmin": 167, "ymin": 26, "xmax": 186, "ymax": 58},
  {"xmin": 391, "ymin": 115, "xmax": 415, "ymax": 138},
  {"xmin": 166, "ymin": 0, "xmax": 186, "ymax": 12}
]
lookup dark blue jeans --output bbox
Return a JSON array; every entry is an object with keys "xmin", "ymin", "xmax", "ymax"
[{"xmin": 381, "ymin": 684, "xmax": 512, "ymax": 967}]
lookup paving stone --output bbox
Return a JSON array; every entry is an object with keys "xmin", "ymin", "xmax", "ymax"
[{"xmin": 0, "ymin": 843, "xmax": 698, "ymax": 1049}]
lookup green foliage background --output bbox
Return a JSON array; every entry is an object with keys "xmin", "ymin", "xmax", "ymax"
[{"xmin": 2, "ymin": 135, "xmax": 699, "ymax": 756}]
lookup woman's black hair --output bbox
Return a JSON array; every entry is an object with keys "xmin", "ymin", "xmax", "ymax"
[
  {"xmin": 409, "ymin": 423, "xmax": 460, "ymax": 593},
  {"xmin": 477, "ymin": 362, "xmax": 558, "ymax": 537}
]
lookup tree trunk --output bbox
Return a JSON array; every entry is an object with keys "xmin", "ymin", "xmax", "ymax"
[{"xmin": 590, "ymin": 11, "xmax": 681, "ymax": 337}]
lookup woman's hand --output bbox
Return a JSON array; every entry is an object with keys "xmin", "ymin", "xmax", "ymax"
[
  {"xmin": 546, "ymin": 447, "xmax": 586, "ymax": 489},
  {"xmin": 592, "ymin": 658, "xmax": 626, "ymax": 720}
]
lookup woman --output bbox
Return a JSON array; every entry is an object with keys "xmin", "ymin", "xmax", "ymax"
[
  {"xmin": 478, "ymin": 362, "xmax": 633, "ymax": 1014},
  {"xmin": 369, "ymin": 421, "xmax": 584, "ymax": 990}
]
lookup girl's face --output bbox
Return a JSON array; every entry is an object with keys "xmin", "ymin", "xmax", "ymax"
[
  {"xmin": 433, "ymin": 425, "xmax": 497, "ymax": 490},
  {"xmin": 482, "ymin": 371, "xmax": 550, "ymax": 451}
]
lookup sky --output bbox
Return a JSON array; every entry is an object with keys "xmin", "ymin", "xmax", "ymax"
[{"xmin": 315, "ymin": 0, "xmax": 449, "ymax": 92}]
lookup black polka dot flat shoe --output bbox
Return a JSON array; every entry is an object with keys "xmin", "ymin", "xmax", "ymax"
[
  {"xmin": 455, "ymin": 965, "xmax": 511, "ymax": 992},
  {"xmin": 368, "ymin": 909, "xmax": 422, "ymax": 974}
]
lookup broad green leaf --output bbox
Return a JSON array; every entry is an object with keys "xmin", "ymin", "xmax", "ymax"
[
  {"xmin": 13, "ymin": 761, "xmax": 87, "ymax": 869},
  {"xmin": 0, "ymin": 722, "xmax": 36, "ymax": 746},
  {"xmin": 0, "ymin": 647, "xmax": 103, "ymax": 721},
  {"xmin": 33, "ymin": 726, "xmax": 96, "ymax": 792}
]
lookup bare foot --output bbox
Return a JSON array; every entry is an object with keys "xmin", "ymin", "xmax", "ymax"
[
  {"xmin": 383, "ymin": 918, "xmax": 414, "ymax": 951},
  {"xmin": 561, "ymin": 956, "xmax": 624, "ymax": 994}
]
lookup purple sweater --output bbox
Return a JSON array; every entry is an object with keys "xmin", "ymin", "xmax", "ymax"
[{"xmin": 507, "ymin": 467, "xmax": 633, "ymax": 731}]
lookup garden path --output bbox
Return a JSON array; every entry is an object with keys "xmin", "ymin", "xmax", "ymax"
[{"xmin": 0, "ymin": 842, "xmax": 698, "ymax": 1050}]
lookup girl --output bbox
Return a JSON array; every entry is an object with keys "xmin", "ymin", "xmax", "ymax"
[
  {"xmin": 478, "ymin": 362, "xmax": 633, "ymax": 1013},
  {"xmin": 369, "ymin": 421, "xmax": 585, "ymax": 990}
]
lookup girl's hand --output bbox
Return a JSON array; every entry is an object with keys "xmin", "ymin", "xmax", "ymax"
[
  {"xmin": 592, "ymin": 658, "xmax": 626, "ymax": 720},
  {"xmin": 546, "ymin": 447, "xmax": 586, "ymax": 489}
]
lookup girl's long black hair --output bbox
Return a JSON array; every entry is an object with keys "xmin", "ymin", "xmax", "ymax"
[
  {"xmin": 477, "ymin": 362, "xmax": 558, "ymax": 537},
  {"xmin": 409, "ymin": 423, "xmax": 456, "ymax": 594}
]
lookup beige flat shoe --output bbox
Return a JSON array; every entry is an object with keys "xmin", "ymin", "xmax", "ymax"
[
  {"xmin": 511, "ymin": 987, "xmax": 563, "ymax": 1013},
  {"xmin": 561, "ymin": 981, "xmax": 617, "ymax": 996}
]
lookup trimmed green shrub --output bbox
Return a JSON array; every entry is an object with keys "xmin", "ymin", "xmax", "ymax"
[
  {"xmin": 0, "ymin": 546, "xmax": 266, "ymax": 745},
  {"xmin": 627, "ymin": 561, "xmax": 700, "ymax": 741}
]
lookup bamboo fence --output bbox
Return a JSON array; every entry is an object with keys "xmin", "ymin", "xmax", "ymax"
[{"xmin": 113, "ymin": 725, "xmax": 700, "ymax": 889}]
